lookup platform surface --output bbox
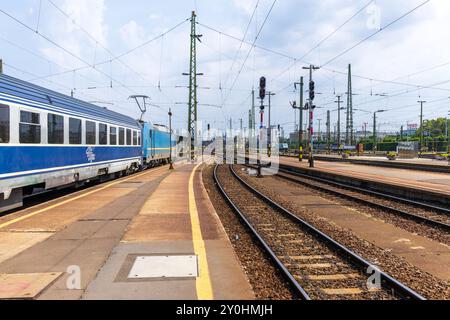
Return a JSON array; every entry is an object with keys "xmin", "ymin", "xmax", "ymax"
[
  {"xmin": 312, "ymin": 154, "xmax": 450, "ymax": 167},
  {"xmin": 0, "ymin": 164, "xmax": 254, "ymax": 300},
  {"xmin": 280, "ymin": 157, "xmax": 450, "ymax": 196}
]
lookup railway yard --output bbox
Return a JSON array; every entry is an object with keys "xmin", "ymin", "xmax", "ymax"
[{"xmin": 0, "ymin": 156, "xmax": 448, "ymax": 301}]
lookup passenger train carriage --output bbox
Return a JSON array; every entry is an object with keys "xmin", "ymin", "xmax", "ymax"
[{"xmin": 0, "ymin": 74, "xmax": 183, "ymax": 211}]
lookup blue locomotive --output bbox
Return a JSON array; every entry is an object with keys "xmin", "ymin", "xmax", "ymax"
[{"xmin": 0, "ymin": 74, "xmax": 184, "ymax": 211}]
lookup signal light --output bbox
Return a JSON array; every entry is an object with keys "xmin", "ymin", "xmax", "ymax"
[
  {"xmin": 259, "ymin": 77, "xmax": 266, "ymax": 100},
  {"xmin": 259, "ymin": 88, "xmax": 266, "ymax": 100},
  {"xmin": 309, "ymin": 81, "xmax": 315, "ymax": 101}
]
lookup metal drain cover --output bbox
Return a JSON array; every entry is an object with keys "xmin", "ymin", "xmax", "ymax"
[{"xmin": 128, "ymin": 255, "xmax": 198, "ymax": 279}]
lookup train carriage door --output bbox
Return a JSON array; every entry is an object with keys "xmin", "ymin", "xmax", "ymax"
[{"xmin": 149, "ymin": 129, "xmax": 155, "ymax": 158}]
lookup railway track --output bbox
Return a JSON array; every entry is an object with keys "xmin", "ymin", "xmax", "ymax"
[
  {"xmin": 214, "ymin": 164, "xmax": 426, "ymax": 300},
  {"xmin": 275, "ymin": 166, "xmax": 450, "ymax": 232}
]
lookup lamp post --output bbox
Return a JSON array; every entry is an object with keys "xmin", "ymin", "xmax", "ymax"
[
  {"xmin": 168, "ymin": 108, "xmax": 174, "ymax": 170},
  {"xmin": 418, "ymin": 100, "xmax": 426, "ymax": 156},
  {"xmin": 290, "ymin": 101, "xmax": 308, "ymax": 161},
  {"xmin": 267, "ymin": 92, "xmax": 276, "ymax": 157},
  {"xmin": 373, "ymin": 110, "xmax": 386, "ymax": 154},
  {"xmin": 446, "ymin": 110, "xmax": 450, "ymax": 155}
]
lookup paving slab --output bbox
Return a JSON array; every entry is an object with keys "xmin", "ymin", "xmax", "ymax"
[{"xmin": 0, "ymin": 272, "xmax": 62, "ymax": 300}]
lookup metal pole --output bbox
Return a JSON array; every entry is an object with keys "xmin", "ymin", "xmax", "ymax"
[
  {"xmin": 0, "ymin": 59, "xmax": 3, "ymax": 74},
  {"xmin": 302, "ymin": 65, "xmax": 320, "ymax": 167},
  {"xmin": 446, "ymin": 114, "xmax": 449, "ymax": 153},
  {"xmin": 251, "ymin": 89, "xmax": 255, "ymax": 130},
  {"xmin": 267, "ymin": 92, "xmax": 275, "ymax": 158},
  {"xmin": 169, "ymin": 108, "xmax": 174, "ymax": 170},
  {"xmin": 187, "ymin": 11, "xmax": 200, "ymax": 161},
  {"xmin": 326, "ymin": 110, "xmax": 331, "ymax": 154},
  {"xmin": 418, "ymin": 100, "xmax": 426, "ymax": 156},
  {"xmin": 309, "ymin": 67, "xmax": 313, "ymax": 167},
  {"xmin": 335, "ymin": 95, "xmax": 342, "ymax": 146},
  {"xmin": 317, "ymin": 119, "xmax": 322, "ymax": 142},
  {"xmin": 373, "ymin": 112, "xmax": 377, "ymax": 155},
  {"xmin": 346, "ymin": 64, "xmax": 353, "ymax": 145},
  {"xmin": 299, "ymin": 77, "xmax": 304, "ymax": 147}
]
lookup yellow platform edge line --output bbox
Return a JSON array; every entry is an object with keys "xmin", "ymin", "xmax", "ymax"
[
  {"xmin": 189, "ymin": 163, "xmax": 214, "ymax": 300},
  {"xmin": 0, "ymin": 166, "xmax": 166, "ymax": 230}
]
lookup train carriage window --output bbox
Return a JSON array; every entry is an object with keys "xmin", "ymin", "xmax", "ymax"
[
  {"xmin": 19, "ymin": 110, "xmax": 41, "ymax": 144},
  {"xmin": 69, "ymin": 118, "xmax": 82, "ymax": 144},
  {"xmin": 119, "ymin": 128, "xmax": 125, "ymax": 145},
  {"xmin": 138, "ymin": 132, "xmax": 141, "ymax": 146},
  {"xmin": 110, "ymin": 127, "xmax": 117, "ymax": 145},
  {"xmin": 126, "ymin": 129, "xmax": 132, "ymax": 145},
  {"xmin": 48, "ymin": 114, "xmax": 64, "ymax": 144},
  {"xmin": 99, "ymin": 123, "xmax": 107, "ymax": 145},
  {"xmin": 0, "ymin": 104, "xmax": 9, "ymax": 143},
  {"xmin": 86, "ymin": 121, "xmax": 96, "ymax": 145},
  {"xmin": 133, "ymin": 131, "xmax": 137, "ymax": 145}
]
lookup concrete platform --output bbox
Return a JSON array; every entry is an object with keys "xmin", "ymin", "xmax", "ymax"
[
  {"xmin": 0, "ymin": 164, "xmax": 254, "ymax": 300},
  {"xmin": 280, "ymin": 157, "xmax": 450, "ymax": 203},
  {"xmin": 283, "ymin": 154, "xmax": 450, "ymax": 173}
]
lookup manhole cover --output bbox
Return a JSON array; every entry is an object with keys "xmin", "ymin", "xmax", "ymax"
[{"xmin": 128, "ymin": 255, "xmax": 198, "ymax": 279}]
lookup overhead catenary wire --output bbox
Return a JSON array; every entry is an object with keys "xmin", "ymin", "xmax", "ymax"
[
  {"xmin": 321, "ymin": 0, "xmax": 432, "ymax": 67},
  {"xmin": 272, "ymin": 0, "xmax": 375, "ymax": 84},
  {"xmin": 222, "ymin": 0, "xmax": 278, "ymax": 107},
  {"xmin": 199, "ymin": 19, "xmax": 450, "ymax": 99},
  {"xmin": 0, "ymin": 7, "xmax": 140, "ymax": 96},
  {"xmin": 220, "ymin": 0, "xmax": 260, "ymax": 95},
  {"xmin": 25, "ymin": 17, "xmax": 189, "ymax": 82}
]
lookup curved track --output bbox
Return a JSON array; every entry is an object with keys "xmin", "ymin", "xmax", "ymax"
[{"xmin": 214, "ymin": 164, "xmax": 426, "ymax": 300}]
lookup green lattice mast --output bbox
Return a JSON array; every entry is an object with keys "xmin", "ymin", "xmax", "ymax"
[{"xmin": 187, "ymin": 11, "xmax": 199, "ymax": 159}]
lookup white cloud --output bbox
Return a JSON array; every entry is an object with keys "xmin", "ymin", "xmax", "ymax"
[
  {"xmin": 119, "ymin": 20, "xmax": 146, "ymax": 48},
  {"xmin": 232, "ymin": 0, "xmax": 256, "ymax": 16},
  {"xmin": 149, "ymin": 13, "xmax": 160, "ymax": 20},
  {"xmin": 39, "ymin": 0, "xmax": 108, "ymax": 68},
  {"xmin": 14, "ymin": 0, "xmax": 450, "ymax": 130}
]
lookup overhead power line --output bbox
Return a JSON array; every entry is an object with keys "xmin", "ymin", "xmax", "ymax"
[
  {"xmin": 26, "ymin": 17, "xmax": 189, "ymax": 82},
  {"xmin": 222, "ymin": 0, "xmax": 278, "ymax": 105},
  {"xmin": 0, "ymin": 7, "xmax": 138, "ymax": 95},
  {"xmin": 221, "ymin": 0, "xmax": 260, "ymax": 92},
  {"xmin": 273, "ymin": 0, "xmax": 374, "ymax": 83},
  {"xmin": 46, "ymin": 0, "xmax": 144, "ymax": 81},
  {"xmin": 321, "ymin": 0, "xmax": 432, "ymax": 67}
]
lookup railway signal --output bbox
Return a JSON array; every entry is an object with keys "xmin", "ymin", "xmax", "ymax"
[
  {"xmin": 309, "ymin": 80, "xmax": 315, "ymax": 101},
  {"xmin": 259, "ymin": 76, "xmax": 266, "ymax": 100},
  {"xmin": 257, "ymin": 76, "xmax": 268, "ymax": 177},
  {"xmin": 302, "ymin": 65, "xmax": 320, "ymax": 168}
]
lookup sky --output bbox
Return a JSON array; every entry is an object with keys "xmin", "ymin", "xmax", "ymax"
[{"xmin": 1, "ymin": 0, "xmax": 450, "ymax": 136}]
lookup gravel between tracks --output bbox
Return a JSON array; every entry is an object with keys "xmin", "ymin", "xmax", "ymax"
[
  {"xmin": 234, "ymin": 165, "xmax": 449, "ymax": 300},
  {"xmin": 203, "ymin": 165, "xmax": 298, "ymax": 300}
]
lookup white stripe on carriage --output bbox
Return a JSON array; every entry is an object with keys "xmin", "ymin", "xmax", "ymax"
[
  {"xmin": 0, "ymin": 94, "xmax": 140, "ymax": 129},
  {"xmin": 0, "ymin": 156, "xmax": 141, "ymax": 179}
]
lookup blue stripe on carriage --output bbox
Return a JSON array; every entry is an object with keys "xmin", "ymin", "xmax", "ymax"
[
  {"xmin": 0, "ymin": 146, "xmax": 141, "ymax": 175},
  {"xmin": 0, "ymin": 157, "xmax": 140, "ymax": 180}
]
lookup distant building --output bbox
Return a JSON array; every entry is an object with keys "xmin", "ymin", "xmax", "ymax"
[{"xmin": 289, "ymin": 131, "xmax": 300, "ymax": 145}]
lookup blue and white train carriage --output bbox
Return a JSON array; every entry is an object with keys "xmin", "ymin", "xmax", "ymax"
[{"xmin": 0, "ymin": 74, "xmax": 143, "ymax": 211}]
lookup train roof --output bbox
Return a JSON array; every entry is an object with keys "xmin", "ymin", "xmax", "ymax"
[{"xmin": 0, "ymin": 74, "xmax": 139, "ymax": 129}]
